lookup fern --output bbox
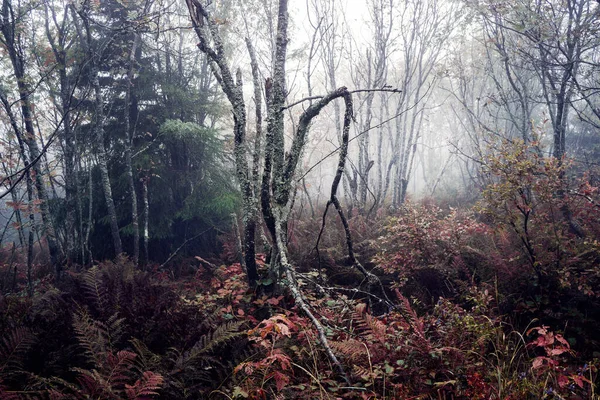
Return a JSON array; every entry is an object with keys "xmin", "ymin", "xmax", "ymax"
[
  {"xmin": 80, "ymin": 266, "xmax": 109, "ymax": 312},
  {"xmin": 72, "ymin": 309, "xmax": 125, "ymax": 367},
  {"xmin": 330, "ymin": 339, "xmax": 368, "ymax": 362},
  {"xmin": 125, "ymin": 371, "xmax": 164, "ymax": 399},
  {"xmin": 352, "ymin": 303, "xmax": 387, "ymax": 342},
  {"xmin": 71, "ymin": 351, "xmax": 139, "ymax": 399},
  {"xmin": 0, "ymin": 327, "xmax": 35, "ymax": 376},
  {"xmin": 30, "ymin": 288, "xmax": 66, "ymax": 322},
  {"xmin": 129, "ymin": 338, "xmax": 161, "ymax": 373},
  {"xmin": 105, "ymin": 312, "xmax": 126, "ymax": 349},
  {"xmin": 162, "ymin": 320, "xmax": 249, "ymax": 398},
  {"xmin": 352, "ymin": 364, "xmax": 373, "ymax": 380},
  {"xmin": 26, "ymin": 372, "xmax": 85, "ymax": 399},
  {"xmin": 169, "ymin": 319, "xmax": 246, "ymax": 370},
  {"xmin": 192, "ymin": 320, "xmax": 246, "ymax": 356},
  {"xmin": 104, "ymin": 350, "xmax": 138, "ymax": 388},
  {"xmin": 395, "ymin": 290, "xmax": 425, "ymax": 335}
]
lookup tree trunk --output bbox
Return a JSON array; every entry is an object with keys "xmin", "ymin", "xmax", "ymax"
[
  {"xmin": 45, "ymin": 2, "xmax": 78, "ymax": 263},
  {"xmin": 125, "ymin": 34, "xmax": 141, "ymax": 265},
  {"xmin": 187, "ymin": 0, "xmax": 258, "ymax": 285},
  {"xmin": 76, "ymin": 3, "xmax": 123, "ymax": 256},
  {"xmin": 141, "ymin": 176, "xmax": 150, "ymax": 269},
  {"xmin": 1, "ymin": 0, "xmax": 63, "ymax": 274}
]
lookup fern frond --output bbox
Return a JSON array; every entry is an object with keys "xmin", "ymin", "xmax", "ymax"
[
  {"xmin": 129, "ymin": 338, "xmax": 161, "ymax": 373},
  {"xmin": 80, "ymin": 266, "xmax": 109, "ymax": 312},
  {"xmin": 72, "ymin": 308, "xmax": 110, "ymax": 366},
  {"xmin": 72, "ymin": 368, "xmax": 106, "ymax": 398},
  {"xmin": 70, "ymin": 351, "xmax": 137, "ymax": 399},
  {"xmin": 124, "ymin": 371, "xmax": 164, "ymax": 399},
  {"xmin": 352, "ymin": 304, "xmax": 386, "ymax": 342},
  {"xmin": 352, "ymin": 364, "xmax": 372, "ymax": 379},
  {"xmin": 26, "ymin": 372, "xmax": 83, "ymax": 398},
  {"xmin": 105, "ymin": 313, "xmax": 126, "ymax": 348},
  {"xmin": 104, "ymin": 350, "xmax": 137, "ymax": 388},
  {"xmin": 394, "ymin": 289, "xmax": 432, "ymax": 354},
  {"xmin": 190, "ymin": 320, "xmax": 246, "ymax": 358},
  {"xmin": 331, "ymin": 339, "xmax": 368, "ymax": 362},
  {"xmin": 30, "ymin": 288, "xmax": 66, "ymax": 321},
  {"xmin": 0, "ymin": 327, "xmax": 35, "ymax": 375}
]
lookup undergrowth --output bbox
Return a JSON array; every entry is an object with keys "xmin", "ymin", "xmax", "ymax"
[{"xmin": 1, "ymin": 141, "xmax": 600, "ymax": 398}]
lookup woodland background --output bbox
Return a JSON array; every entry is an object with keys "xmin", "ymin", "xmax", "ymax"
[{"xmin": 0, "ymin": 0, "xmax": 600, "ymax": 398}]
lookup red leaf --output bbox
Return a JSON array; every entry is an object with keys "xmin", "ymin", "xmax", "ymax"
[
  {"xmin": 555, "ymin": 334, "xmax": 569, "ymax": 348},
  {"xmin": 271, "ymin": 371, "xmax": 290, "ymax": 391},
  {"xmin": 557, "ymin": 375, "xmax": 569, "ymax": 388},
  {"xmin": 532, "ymin": 357, "xmax": 545, "ymax": 369},
  {"xmin": 549, "ymin": 348, "xmax": 568, "ymax": 356},
  {"xmin": 572, "ymin": 375, "xmax": 584, "ymax": 389}
]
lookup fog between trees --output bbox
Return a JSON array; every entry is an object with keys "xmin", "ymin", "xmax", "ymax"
[{"xmin": 0, "ymin": 0, "xmax": 598, "ymax": 271}]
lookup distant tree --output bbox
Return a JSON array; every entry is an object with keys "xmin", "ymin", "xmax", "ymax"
[{"xmin": 0, "ymin": 0, "xmax": 63, "ymax": 275}]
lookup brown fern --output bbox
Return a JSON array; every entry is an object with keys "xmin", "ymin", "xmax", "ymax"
[
  {"xmin": 352, "ymin": 303, "xmax": 387, "ymax": 342},
  {"xmin": 395, "ymin": 289, "xmax": 432, "ymax": 353},
  {"xmin": 330, "ymin": 339, "xmax": 368, "ymax": 363}
]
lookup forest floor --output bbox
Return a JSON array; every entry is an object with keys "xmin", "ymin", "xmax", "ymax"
[{"xmin": 1, "ymin": 198, "xmax": 600, "ymax": 399}]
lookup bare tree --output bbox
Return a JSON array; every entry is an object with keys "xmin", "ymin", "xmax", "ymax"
[
  {"xmin": 185, "ymin": 0, "xmax": 398, "ymax": 378},
  {"xmin": 467, "ymin": 0, "xmax": 599, "ymax": 236},
  {"xmin": 0, "ymin": 0, "xmax": 63, "ymax": 274},
  {"xmin": 43, "ymin": 0, "xmax": 82, "ymax": 263},
  {"xmin": 389, "ymin": 0, "xmax": 457, "ymax": 207}
]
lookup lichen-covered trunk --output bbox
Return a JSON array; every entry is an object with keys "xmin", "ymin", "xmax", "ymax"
[
  {"xmin": 125, "ymin": 34, "xmax": 141, "ymax": 265},
  {"xmin": 141, "ymin": 177, "xmax": 149, "ymax": 269},
  {"xmin": 186, "ymin": 0, "xmax": 259, "ymax": 285},
  {"xmin": 92, "ymin": 67, "xmax": 123, "ymax": 256},
  {"xmin": 60, "ymin": 72, "xmax": 77, "ymax": 262}
]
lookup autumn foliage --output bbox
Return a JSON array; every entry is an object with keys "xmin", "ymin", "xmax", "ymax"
[{"xmin": 1, "ymin": 140, "xmax": 600, "ymax": 399}]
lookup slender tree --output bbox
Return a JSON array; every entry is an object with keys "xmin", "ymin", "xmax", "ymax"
[
  {"xmin": 72, "ymin": 0, "xmax": 123, "ymax": 256},
  {"xmin": 0, "ymin": 0, "xmax": 63, "ymax": 274}
]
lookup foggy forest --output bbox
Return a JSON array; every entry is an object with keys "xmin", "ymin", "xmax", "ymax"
[{"xmin": 1, "ymin": 0, "xmax": 599, "ymax": 398}]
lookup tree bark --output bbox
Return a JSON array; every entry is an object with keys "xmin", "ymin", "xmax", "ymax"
[
  {"xmin": 125, "ymin": 34, "xmax": 141, "ymax": 265},
  {"xmin": 141, "ymin": 176, "xmax": 149, "ymax": 269},
  {"xmin": 187, "ymin": 0, "xmax": 258, "ymax": 285}
]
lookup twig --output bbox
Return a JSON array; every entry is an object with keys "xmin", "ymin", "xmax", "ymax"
[
  {"xmin": 314, "ymin": 90, "xmax": 394, "ymax": 311},
  {"xmin": 159, "ymin": 227, "xmax": 213, "ymax": 269}
]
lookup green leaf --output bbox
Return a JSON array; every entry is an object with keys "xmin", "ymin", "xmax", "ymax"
[{"xmin": 232, "ymin": 386, "xmax": 249, "ymax": 398}]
